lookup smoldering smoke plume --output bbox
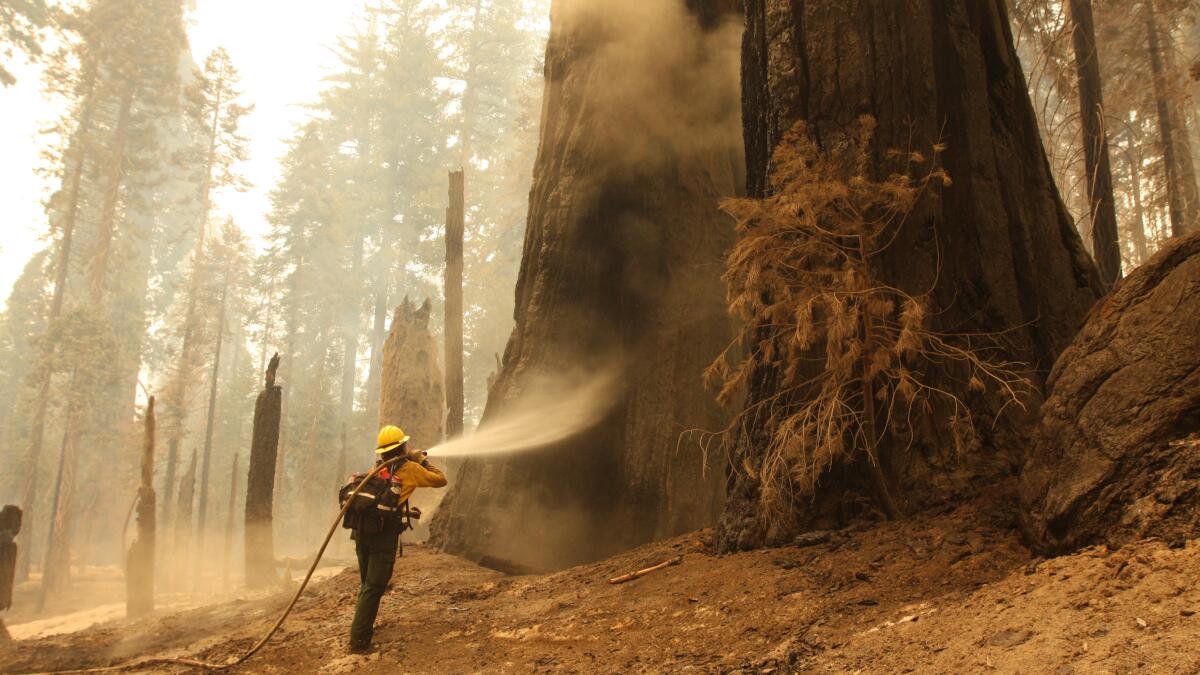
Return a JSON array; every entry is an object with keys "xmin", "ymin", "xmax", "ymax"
[
  {"xmin": 430, "ymin": 0, "xmax": 743, "ymax": 570},
  {"xmin": 426, "ymin": 369, "xmax": 620, "ymax": 459},
  {"xmin": 556, "ymin": 0, "xmax": 743, "ymax": 172}
]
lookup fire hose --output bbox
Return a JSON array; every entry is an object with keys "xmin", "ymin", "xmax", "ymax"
[{"xmin": 22, "ymin": 456, "xmax": 405, "ymax": 674}]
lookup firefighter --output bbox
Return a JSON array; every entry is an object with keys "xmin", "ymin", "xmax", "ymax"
[{"xmin": 348, "ymin": 425, "xmax": 447, "ymax": 653}]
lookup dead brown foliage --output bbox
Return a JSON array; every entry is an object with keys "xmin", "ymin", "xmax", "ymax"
[{"xmin": 707, "ymin": 117, "xmax": 1032, "ymax": 522}]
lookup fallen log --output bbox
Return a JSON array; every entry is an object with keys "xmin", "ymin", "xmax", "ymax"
[{"xmin": 608, "ymin": 555, "xmax": 682, "ymax": 585}]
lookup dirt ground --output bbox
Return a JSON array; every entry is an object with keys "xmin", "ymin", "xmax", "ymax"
[{"xmin": 3, "ymin": 494, "xmax": 1199, "ymax": 674}]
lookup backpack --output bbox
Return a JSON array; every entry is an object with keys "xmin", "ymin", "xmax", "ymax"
[{"xmin": 338, "ymin": 471, "xmax": 403, "ymax": 535}]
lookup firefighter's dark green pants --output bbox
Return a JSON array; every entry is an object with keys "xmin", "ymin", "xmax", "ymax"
[{"xmin": 350, "ymin": 524, "xmax": 401, "ymax": 645}]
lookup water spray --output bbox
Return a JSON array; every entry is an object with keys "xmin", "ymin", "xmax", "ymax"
[
  {"xmin": 19, "ymin": 369, "xmax": 619, "ymax": 674},
  {"xmin": 423, "ymin": 369, "xmax": 619, "ymax": 459}
]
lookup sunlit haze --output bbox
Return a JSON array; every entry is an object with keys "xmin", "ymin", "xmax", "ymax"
[{"xmin": 0, "ymin": 0, "xmax": 369, "ymax": 307}]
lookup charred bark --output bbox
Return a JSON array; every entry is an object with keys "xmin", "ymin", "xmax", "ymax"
[
  {"xmin": 1068, "ymin": 0, "xmax": 1122, "ymax": 287},
  {"xmin": 244, "ymin": 354, "xmax": 281, "ymax": 589},
  {"xmin": 431, "ymin": 0, "xmax": 741, "ymax": 569},
  {"xmin": 1, "ymin": 506, "xmax": 21, "ymax": 614},
  {"xmin": 126, "ymin": 397, "xmax": 156, "ymax": 617},
  {"xmin": 718, "ymin": 0, "xmax": 1103, "ymax": 550}
]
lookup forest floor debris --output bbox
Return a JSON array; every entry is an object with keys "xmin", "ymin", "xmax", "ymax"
[
  {"xmin": 608, "ymin": 555, "xmax": 682, "ymax": 584},
  {"xmin": 4, "ymin": 492, "xmax": 1200, "ymax": 673}
]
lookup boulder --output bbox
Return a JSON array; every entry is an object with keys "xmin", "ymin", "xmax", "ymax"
[{"xmin": 1021, "ymin": 233, "xmax": 1200, "ymax": 554}]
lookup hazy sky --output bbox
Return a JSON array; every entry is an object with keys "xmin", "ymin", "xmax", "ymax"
[{"xmin": 0, "ymin": 0, "xmax": 370, "ymax": 308}]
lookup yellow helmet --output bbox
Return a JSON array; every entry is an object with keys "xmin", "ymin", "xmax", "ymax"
[{"xmin": 376, "ymin": 425, "xmax": 411, "ymax": 454}]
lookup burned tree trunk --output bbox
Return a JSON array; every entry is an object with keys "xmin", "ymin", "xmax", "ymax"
[
  {"xmin": 430, "ymin": 0, "xmax": 742, "ymax": 570},
  {"xmin": 1, "ymin": 505, "xmax": 18, "ymax": 643},
  {"xmin": 379, "ymin": 299, "xmax": 444, "ymax": 540},
  {"xmin": 445, "ymin": 170, "xmax": 465, "ymax": 439},
  {"xmin": 1068, "ymin": 0, "xmax": 1122, "ymax": 287},
  {"xmin": 244, "ymin": 354, "xmax": 281, "ymax": 589},
  {"xmin": 1, "ymin": 506, "xmax": 21, "ymax": 613},
  {"xmin": 718, "ymin": 0, "xmax": 1103, "ymax": 550},
  {"xmin": 274, "ymin": 266, "xmax": 301, "ymax": 528},
  {"xmin": 380, "ymin": 299, "xmax": 444, "ymax": 446},
  {"xmin": 126, "ymin": 398, "xmax": 156, "ymax": 617}
]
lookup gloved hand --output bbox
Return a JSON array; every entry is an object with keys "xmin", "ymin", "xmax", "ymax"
[{"xmin": 408, "ymin": 449, "xmax": 429, "ymax": 462}]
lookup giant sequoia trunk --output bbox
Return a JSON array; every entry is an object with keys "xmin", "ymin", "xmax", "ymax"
[
  {"xmin": 430, "ymin": 0, "xmax": 743, "ymax": 570},
  {"xmin": 719, "ymin": 0, "xmax": 1103, "ymax": 550}
]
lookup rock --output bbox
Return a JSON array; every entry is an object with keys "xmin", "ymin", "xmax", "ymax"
[{"xmin": 1020, "ymin": 233, "xmax": 1200, "ymax": 555}]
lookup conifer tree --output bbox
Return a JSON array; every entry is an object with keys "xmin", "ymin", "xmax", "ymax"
[
  {"xmin": 161, "ymin": 46, "xmax": 250, "ymax": 529},
  {"xmin": 0, "ymin": 0, "xmax": 49, "ymax": 85},
  {"xmin": 191, "ymin": 221, "xmax": 253, "ymax": 587},
  {"xmin": 25, "ymin": 0, "xmax": 198, "ymax": 592}
]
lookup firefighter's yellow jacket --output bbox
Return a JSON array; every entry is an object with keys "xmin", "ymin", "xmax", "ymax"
[{"xmin": 380, "ymin": 459, "xmax": 447, "ymax": 505}]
